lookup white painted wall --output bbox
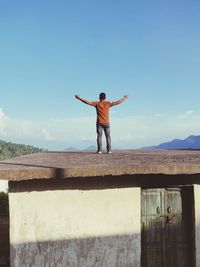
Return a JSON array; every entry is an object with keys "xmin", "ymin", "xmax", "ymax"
[
  {"xmin": 0, "ymin": 180, "xmax": 8, "ymax": 193},
  {"xmin": 9, "ymin": 187, "xmax": 141, "ymax": 267}
]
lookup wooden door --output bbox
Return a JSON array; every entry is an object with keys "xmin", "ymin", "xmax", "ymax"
[{"xmin": 141, "ymin": 187, "xmax": 194, "ymax": 267}]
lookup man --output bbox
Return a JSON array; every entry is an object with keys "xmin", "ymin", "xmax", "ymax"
[{"xmin": 75, "ymin": 93, "xmax": 129, "ymax": 154}]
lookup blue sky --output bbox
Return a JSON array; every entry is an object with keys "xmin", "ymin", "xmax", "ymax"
[{"xmin": 0, "ymin": 0, "xmax": 200, "ymax": 150}]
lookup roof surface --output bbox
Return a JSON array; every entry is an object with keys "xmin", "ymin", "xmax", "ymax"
[{"xmin": 1, "ymin": 150, "xmax": 200, "ymax": 181}]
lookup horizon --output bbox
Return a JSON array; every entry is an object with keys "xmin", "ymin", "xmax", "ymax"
[
  {"xmin": 1, "ymin": 133, "xmax": 200, "ymax": 152},
  {"xmin": 1, "ymin": 1, "xmax": 200, "ymax": 150}
]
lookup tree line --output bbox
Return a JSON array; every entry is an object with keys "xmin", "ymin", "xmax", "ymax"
[{"xmin": 0, "ymin": 140, "xmax": 47, "ymax": 160}]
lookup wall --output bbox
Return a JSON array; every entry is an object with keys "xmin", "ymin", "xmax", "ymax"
[
  {"xmin": 9, "ymin": 179, "xmax": 140, "ymax": 267},
  {"xmin": 0, "ymin": 181, "xmax": 8, "ymax": 193}
]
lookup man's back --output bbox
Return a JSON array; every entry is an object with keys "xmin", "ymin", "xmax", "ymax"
[
  {"xmin": 75, "ymin": 93, "xmax": 128, "ymax": 153},
  {"xmin": 91, "ymin": 101, "xmax": 113, "ymax": 124}
]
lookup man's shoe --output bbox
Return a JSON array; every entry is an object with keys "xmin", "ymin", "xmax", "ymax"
[
  {"xmin": 97, "ymin": 150, "xmax": 102, "ymax": 154},
  {"xmin": 107, "ymin": 151, "xmax": 112, "ymax": 154}
]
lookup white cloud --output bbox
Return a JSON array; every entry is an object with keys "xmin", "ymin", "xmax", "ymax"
[
  {"xmin": 0, "ymin": 108, "xmax": 56, "ymax": 145},
  {"xmin": 186, "ymin": 110, "xmax": 194, "ymax": 115},
  {"xmin": 0, "ymin": 107, "xmax": 200, "ymax": 150},
  {"xmin": 0, "ymin": 108, "xmax": 8, "ymax": 134},
  {"xmin": 41, "ymin": 128, "xmax": 55, "ymax": 141},
  {"xmin": 0, "ymin": 108, "xmax": 7, "ymax": 122},
  {"xmin": 155, "ymin": 113, "xmax": 164, "ymax": 118},
  {"xmin": 110, "ymin": 111, "xmax": 200, "ymax": 148},
  {"xmin": 176, "ymin": 110, "xmax": 194, "ymax": 119}
]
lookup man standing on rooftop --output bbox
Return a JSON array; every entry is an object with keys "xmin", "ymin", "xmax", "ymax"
[{"xmin": 75, "ymin": 93, "xmax": 129, "ymax": 154}]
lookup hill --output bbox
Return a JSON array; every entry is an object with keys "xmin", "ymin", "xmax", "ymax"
[
  {"xmin": 85, "ymin": 145, "xmax": 96, "ymax": 151},
  {"xmin": 144, "ymin": 135, "xmax": 200, "ymax": 150},
  {"xmin": 0, "ymin": 140, "xmax": 46, "ymax": 160}
]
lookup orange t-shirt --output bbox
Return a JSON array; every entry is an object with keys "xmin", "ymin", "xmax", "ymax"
[{"xmin": 91, "ymin": 101, "xmax": 114, "ymax": 124}]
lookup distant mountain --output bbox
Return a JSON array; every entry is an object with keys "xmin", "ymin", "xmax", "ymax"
[
  {"xmin": 64, "ymin": 147, "xmax": 77, "ymax": 151},
  {"xmin": 84, "ymin": 145, "xmax": 96, "ymax": 151},
  {"xmin": 0, "ymin": 140, "xmax": 46, "ymax": 160},
  {"xmin": 144, "ymin": 135, "xmax": 200, "ymax": 150},
  {"xmin": 64, "ymin": 145, "xmax": 97, "ymax": 151}
]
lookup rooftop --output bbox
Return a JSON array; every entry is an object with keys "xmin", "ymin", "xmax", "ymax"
[{"xmin": 1, "ymin": 150, "xmax": 200, "ymax": 181}]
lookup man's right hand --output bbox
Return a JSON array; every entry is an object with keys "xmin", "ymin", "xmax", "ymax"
[
  {"xmin": 124, "ymin": 95, "xmax": 129, "ymax": 99},
  {"xmin": 75, "ymin": 94, "xmax": 80, "ymax": 99}
]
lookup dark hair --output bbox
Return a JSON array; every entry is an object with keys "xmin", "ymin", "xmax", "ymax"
[{"xmin": 99, "ymin": 92, "xmax": 106, "ymax": 100}]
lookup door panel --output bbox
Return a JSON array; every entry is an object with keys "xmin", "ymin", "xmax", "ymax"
[
  {"xmin": 165, "ymin": 189, "xmax": 189, "ymax": 267},
  {"xmin": 141, "ymin": 187, "xmax": 194, "ymax": 267},
  {"xmin": 141, "ymin": 189, "xmax": 164, "ymax": 267}
]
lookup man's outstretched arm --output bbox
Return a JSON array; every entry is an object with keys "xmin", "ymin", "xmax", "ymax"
[
  {"xmin": 111, "ymin": 95, "xmax": 129, "ymax": 106},
  {"xmin": 75, "ymin": 95, "xmax": 93, "ymax": 106}
]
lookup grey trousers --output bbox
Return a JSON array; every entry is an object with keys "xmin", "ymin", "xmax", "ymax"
[{"xmin": 96, "ymin": 123, "xmax": 111, "ymax": 151}]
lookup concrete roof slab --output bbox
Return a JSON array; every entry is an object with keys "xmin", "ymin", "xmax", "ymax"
[{"xmin": 0, "ymin": 150, "xmax": 200, "ymax": 181}]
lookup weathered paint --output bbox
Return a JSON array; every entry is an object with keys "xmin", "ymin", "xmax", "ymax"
[
  {"xmin": 194, "ymin": 185, "xmax": 200, "ymax": 267},
  {"xmin": 0, "ymin": 180, "xmax": 8, "ymax": 192},
  {"xmin": 9, "ymin": 187, "xmax": 141, "ymax": 267},
  {"xmin": 141, "ymin": 187, "xmax": 194, "ymax": 267}
]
